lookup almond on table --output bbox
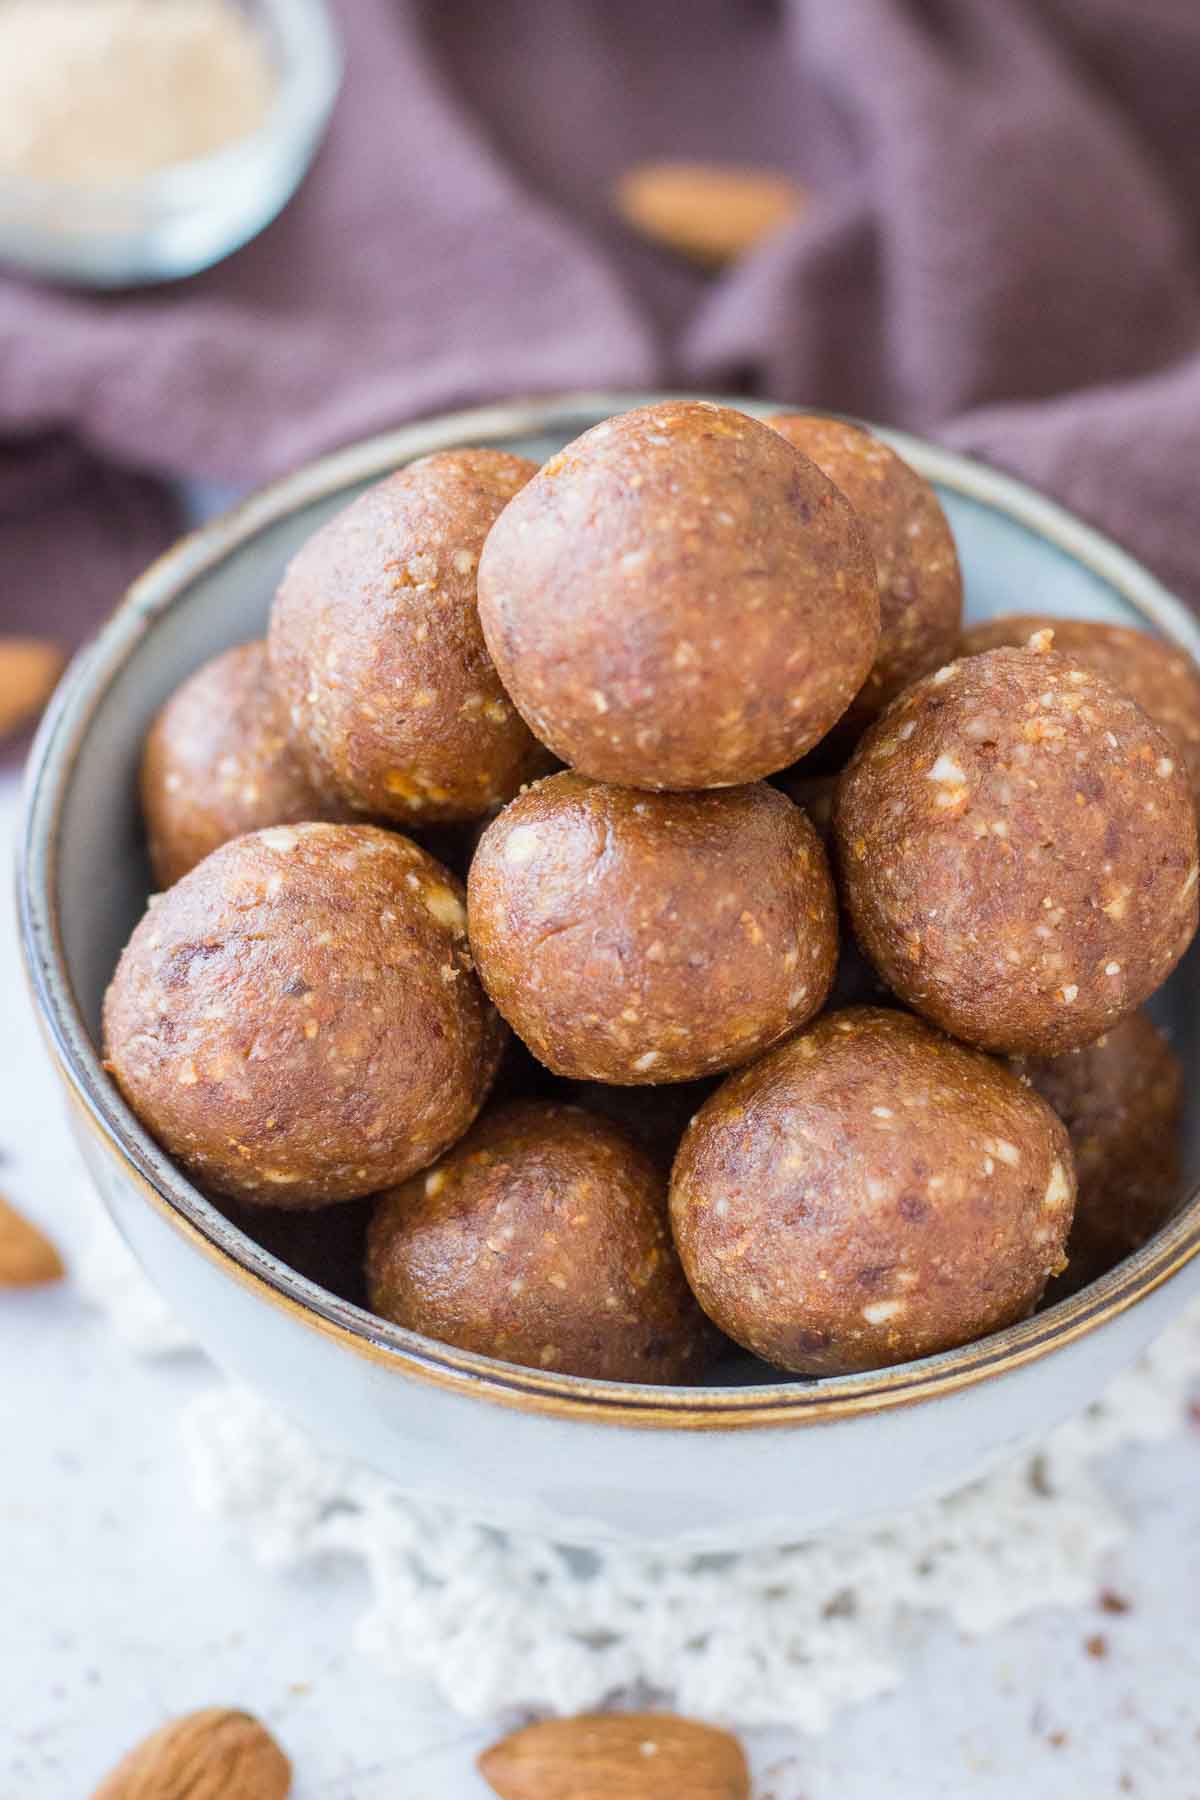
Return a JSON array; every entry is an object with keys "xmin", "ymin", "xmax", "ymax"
[
  {"xmin": 615, "ymin": 159, "xmax": 806, "ymax": 266},
  {"xmin": 0, "ymin": 636, "xmax": 64, "ymax": 741},
  {"xmin": 478, "ymin": 1710, "xmax": 751, "ymax": 1799},
  {"xmin": 0, "ymin": 1193, "xmax": 64, "ymax": 1287},
  {"xmin": 91, "ymin": 1706, "xmax": 291, "ymax": 1799}
]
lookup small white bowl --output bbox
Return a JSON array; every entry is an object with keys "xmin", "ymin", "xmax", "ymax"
[
  {"xmin": 18, "ymin": 394, "xmax": 1200, "ymax": 1548},
  {"xmin": 0, "ymin": 0, "xmax": 341, "ymax": 288}
]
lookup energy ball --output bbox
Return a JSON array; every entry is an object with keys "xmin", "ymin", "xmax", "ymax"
[
  {"xmin": 670, "ymin": 1007, "xmax": 1076, "ymax": 1375},
  {"xmin": 468, "ymin": 773, "xmax": 839, "ymax": 1083},
  {"xmin": 269, "ymin": 449, "xmax": 552, "ymax": 826},
  {"xmin": 1012, "ymin": 1011, "xmax": 1184, "ymax": 1296},
  {"xmin": 771, "ymin": 414, "xmax": 962, "ymax": 738},
  {"xmin": 366, "ymin": 1100, "xmax": 719, "ymax": 1382},
  {"xmin": 835, "ymin": 645, "xmax": 1199, "ymax": 1055},
  {"xmin": 103, "ymin": 824, "xmax": 505, "ymax": 1207},
  {"xmin": 962, "ymin": 613, "xmax": 1200, "ymax": 807},
  {"xmin": 477, "ymin": 400, "xmax": 879, "ymax": 789},
  {"xmin": 141, "ymin": 641, "xmax": 349, "ymax": 888}
]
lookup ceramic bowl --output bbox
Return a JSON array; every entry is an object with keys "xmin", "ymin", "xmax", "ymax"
[{"xmin": 18, "ymin": 394, "xmax": 1200, "ymax": 1550}]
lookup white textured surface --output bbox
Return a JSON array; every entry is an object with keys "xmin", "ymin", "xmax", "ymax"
[
  {"xmin": 175, "ymin": 1309, "xmax": 1195, "ymax": 1731},
  {"xmin": 5, "ymin": 767, "xmax": 1200, "ymax": 1797}
]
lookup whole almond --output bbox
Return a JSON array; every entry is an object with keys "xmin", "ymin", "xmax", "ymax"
[
  {"xmin": 615, "ymin": 161, "xmax": 805, "ymax": 267},
  {"xmin": 478, "ymin": 1711, "xmax": 750, "ymax": 1800},
  {"xmin": 91, "ymin": 1707, "xmax": 291, "ymax": 1800},
  {"xmin": 0, "ymin": 636, "xmax": 64, "ymax": 741},
  {"xmin": 0, "ymin": 1193, "xmax": 64, "ymax": 1287}
]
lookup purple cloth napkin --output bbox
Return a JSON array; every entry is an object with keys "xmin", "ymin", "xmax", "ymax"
[{"xmin": 4, "ymin": 0, "xmax": 1200, "ymax": 644}]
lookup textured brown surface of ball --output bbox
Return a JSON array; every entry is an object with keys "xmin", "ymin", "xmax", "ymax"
[
  {"xmin": 477, "ymin": 401, "xmax": 879, "ymax": 789},
  {"xmin": 1012, "ymin": 1011, "xmax": 1184, "ymax": 1296},
  {"xmin": 367, "ymin": 1100, "xmax": 719, "ymax": 1382},
  {"xmin": 670, "ymin": 1008, "xmax": 1076, "ymax": 1375},
  {"xmin": 835, "ymin": 647, "xmax": 1199, "ymax": 1054},
  {"xmin": 961, "ymin": 613, "xmax": 1200, "ymax": 806},
  {"xmin": 103, "ymin": 824, "xmax": 505, "ymax": 1206},
  {"xmin": 141, "ymin": 641, "xmax": 349, "ymax": 887},
  {"xmin": 771, "ymin": 415, "xmax": 962, "ymax": 735},
  {"xmin": 468, "ymin": 773, "xmax": 839, "ymax": 1083},
  {"xmin": 269, "ymin": 449, "xmax": 552, "ymax": 825}
]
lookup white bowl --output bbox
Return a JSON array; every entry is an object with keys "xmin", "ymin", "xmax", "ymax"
[
  {"xmin": 18, "ymin": 394, "xmax": 1200, "ymax": 1548},
  {"xmin": 0, "ymin": 0, "xmax": 341, "ymax": 287}
]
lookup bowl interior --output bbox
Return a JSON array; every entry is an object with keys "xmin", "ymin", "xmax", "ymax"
[{"xmin": 23, "ymin": 393, "xmax": 1200, "ymax": 1403}]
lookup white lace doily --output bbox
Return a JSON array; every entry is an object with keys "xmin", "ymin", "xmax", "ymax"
[{"xmin": 82, "ymin": 1213, "xmax": 1200, "ymax": 1731}]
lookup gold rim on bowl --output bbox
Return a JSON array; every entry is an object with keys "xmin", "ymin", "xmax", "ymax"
[{"xmin": 18, "ymin": 391, "xmax": 1200, "ymax": 1429}]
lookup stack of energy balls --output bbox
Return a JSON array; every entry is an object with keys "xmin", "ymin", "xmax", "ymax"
[{"xmin": 104, "ymin": 402, "xmax": 1200, "ymax": 1383}]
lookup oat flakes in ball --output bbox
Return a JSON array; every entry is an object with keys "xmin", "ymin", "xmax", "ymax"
[
  {"xmin": 962, "ymin": 613, "xmax": 1200, "ymax": 807},
  {"xmin": 141, "ymin": 641, "xmax": 350, "ymax": 887},
  {"xmin": 367, "ymin": 1100, "xmax": 719, "ymax": 1382},
  {"xmin": 477, "ymin": 401, "xmax": 879, "ymax": 789},
  {"xmin": 103, "ymin": 824, "xmax": 505, "ymax": 1207},
  {"xmin": 269, "ymin": 449, "xmax": 552, "ymax": 825},
  {"xmin": 670, "ymin": 1007, "xmax": 1076, "ymax": 1375},
  {"xmin": 468, "ymin": 773, "xmax": 839, "ymax": 1083},
  {"xmin": 835, "ymin": 646, "xmax": 1199, "ymax": 1055},
  {"xmin": 1012, "ymin": 1011, "xmax": 1184, "ymax": 1296},
  {"xmin": 771, "ymin": 414, "xmax": 962, "ymax": 738}
]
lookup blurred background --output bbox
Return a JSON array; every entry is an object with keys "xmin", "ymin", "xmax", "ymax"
[{"xmin": 3, "ymin": 4, "xmax": 1200, "ymax": 1797}]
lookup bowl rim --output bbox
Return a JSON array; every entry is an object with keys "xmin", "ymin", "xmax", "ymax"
[{"xmin": 18, "ymin": 389, "xmax": 1200, "ymax": 1431}]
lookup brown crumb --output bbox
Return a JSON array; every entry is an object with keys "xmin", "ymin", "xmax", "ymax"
[
  {"xmin": 1085, "ymin": 1633, "xmax": 1109, "ymax": 1659},
  {"xmin": 1048, "ymin": 1729, "xmax": 1070, "ymax": 1750},
  {"xmin": 1099, "ymin": 1588, "xmax": 1132, "ymax": 1614}
]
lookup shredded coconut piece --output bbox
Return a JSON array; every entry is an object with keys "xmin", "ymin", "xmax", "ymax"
[
  {"xmin": 927, "ymin": 753, "xmax": 967, "ymax": 785},
  {"xmin": 0, "ymin": 0, "xmax": 274, "ymax": 187}
]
